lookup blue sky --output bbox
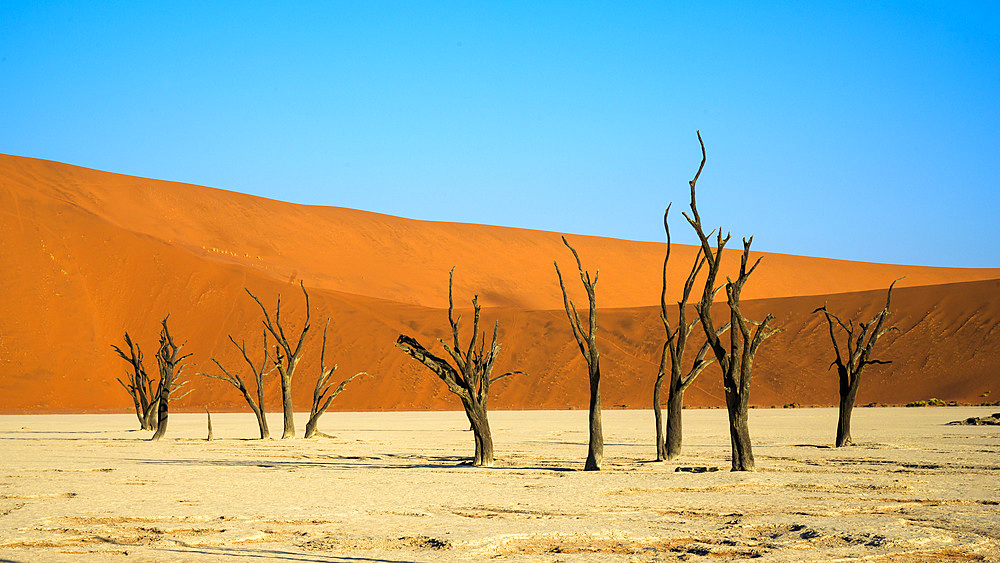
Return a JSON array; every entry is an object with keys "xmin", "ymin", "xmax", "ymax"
[{"xmin": 2, "ymin": 2, "xmax": 998, "ymax": 267}]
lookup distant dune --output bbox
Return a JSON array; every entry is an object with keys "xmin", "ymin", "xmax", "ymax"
[{"xmin": 1, "ymin": 153, "xmax": 998, "ymax": 413}]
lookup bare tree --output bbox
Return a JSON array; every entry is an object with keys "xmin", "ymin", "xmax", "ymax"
[
  {"xmin": 113, "ymin": 333, "xmax": 157, "ymax": 430},
  {"xmin": 395, "ymin": 268, "xmax": 523, "ymax": 466},
  {"xmin": 682, "ymin": 132, "xmax": 781, "ymax": 471},
  {"xmin": 814, "ymin": 281, "xmax": 899, "ymax": 447},
  {"xmin": 200, "ymin": 330, "xmax": 275, "ymax": 439},
  {"xmin": 555, "ymin": 237, "xmax": 603, "ymax": 471},
  {"xmin": 654, "ymin": 206, "xmax": 726, "ymax": 461},
  {"xmin": 150, "ymin": 315, "xmax": 193, "ymax": 441},
  {"xmin": 303, "ymin": 319, "xmax": 370, "ymax": 439},
  {"xmin": 246, "ymin": 281, "xmax": 310, "ymax": 439}
]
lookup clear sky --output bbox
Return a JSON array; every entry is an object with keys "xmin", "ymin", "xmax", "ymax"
[{"xmin": 2, "ymin": 2, "xmax": 998, "ymax": 267}]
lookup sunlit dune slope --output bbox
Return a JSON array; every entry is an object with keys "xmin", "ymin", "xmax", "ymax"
[
  {"xmin": 3, "ymin": 154, "xmax": 998, "ymax": 310},
  {"xmin": 1, "ymin": 153, "xmax": 998, "ymax": 414}
]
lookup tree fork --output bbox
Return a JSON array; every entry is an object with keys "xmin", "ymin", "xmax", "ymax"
[
  {"xmin": 814, "ymin": 280, "xmax": 899, "ymax": 447},
  {"xmin": 112, "ymin": 333, "xmax": 157, "ymax": 431},
  {"xmin": 246, "ymin": 280, "xmax": 311, "ymax": 439},
  {"xmin": 654, "ymin": 201, "xmax": 717, "ymax": 462},
  {"xmin": 200, "ymin": 330, "xmax": 275, "ymax": 440},
  {"xmin": 304, "ymin": 319, "xmax": 370, "ymax": 439},
  {"xmin": 681, "ymin": 131, "xmax": 780, "ymax": 471},
  {"xmin": 395, "ymin": 268, "xmax": 522, "ymax": 467},
  {"xmin": 150, "ymin": 315, "xmax": 193, "ymax": 442},
  {"xmin": 556, "ymin": 237, "xmax": 603, "ymax": 470}
]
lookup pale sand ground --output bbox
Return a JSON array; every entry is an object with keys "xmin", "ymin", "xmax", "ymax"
[{"xmin": 1, "ymin": 408, "xmax": 997, "ymax": 562}]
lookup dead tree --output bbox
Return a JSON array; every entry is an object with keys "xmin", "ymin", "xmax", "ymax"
[
  {"xmin": 395, "ymin": 268, "xmax": 523, "ymax": 466},
  {"xmin": 200, "ymin": 330, "xmax": 275, "ymax": 439},
  {"xmin": 150, "ymin": 315, "xmax": 193, "ymax": 441},
  {"xmin": 246, "ymin": 281, "xmax": 310, "ymax": 439},
  {"xmin": 113, "ymin": 333, "xmax": 157, "ymax": 430},
  {"xmin": 814, "ymin": 281, "xmax": 899, "ymax": 447},
  {"xmin": 682, "ymin": 132, "xmax": 781, "ymax": 471},
  {"xmin": 654, "ymin": 205, "xmax": 725, "ymax": 461},
  {"xmin": 304, "ymin": 319, "xmax": 370, "ymax": 439},
  {"xmin": 555, "ymin": 237, "xmax": 603, "ymax": 471}
]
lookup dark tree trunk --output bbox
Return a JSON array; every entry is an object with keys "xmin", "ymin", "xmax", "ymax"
[
  {"xmin": 126, "ymin": 393, "xmax": 142, "ymax": 428},
  {"xmin": 256, "ymin": 392, "xmax": 270, "ymax": 440},
  {"xmin": 726, "ymin": 389, "xmax": 754, "ymax": 471},
  {"xmin": 280, "ymin": 369, "xmax": 295, "ymax": 439},
  {"xmin": 150, "ymin": 391, "xmax": 169, "ymax": 441},
  {"xmin": 206, "ymin": 409, "xmax": 214, "ymax": 441},
  {"xmin": 466, "ymin": 402, "xmax": 494, "ymax": 467},
  {"xmin": 653, "ymin": 369, "xmax": 667, "ymax": 461},
  {"xmin": 247, "ymin": 392, "xmax": 270, "ymax": 439},
  {"xmin": 140, "ymin": 385, "xmax": 157, "ymax": 430},
  {"xmin": 664, "ymin": 387, "xmax": 685, "ymax": 461},
  {"xmin": 303, "ymin": 417, "xmax": 319, "ymax": 440},
  {"xmin": 836, "ymin": 371, "xmax": 859, "ymax": 447},
  {"xmin": 585, "ymin": 367, "xmax": 603, "ymax": 471},
  {"xmin": 141, "ymin": 402, "xmax": 156, "ymax": 431},
  {"xmin": 146, "ymin": 401, "xmax": 159, "ymax": 433}
]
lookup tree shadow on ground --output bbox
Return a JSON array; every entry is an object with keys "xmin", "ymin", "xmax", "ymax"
[
  {"xmin": 127, "ymin": 454, "xmax": 577, "ymax": 472},
  {"xmin": 158, "ymin": 545, "xmax": 412, "ymax": 562}
]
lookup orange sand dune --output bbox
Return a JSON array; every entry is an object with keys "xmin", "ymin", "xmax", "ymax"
[
  {"xmin": 3, "ymin": 154, "xmax": 997, "ymax": 310},
  {"xmin": 1, "ymin": 153, "xmax": 997, "ymax": 414}
]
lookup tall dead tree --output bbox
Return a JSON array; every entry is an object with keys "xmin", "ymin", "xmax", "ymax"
[
  {"xmin": 113, "ymin": 333, "xmax": 158, "ymax": 430},
  {"xmin": 654, "ymin": 206, "xmax": 725, "ymax": 461},
  {"xmin": 555, "ymin": 237, "xmax": 603, "ymax": 471},
  {"xmin": 150, "ymin": 315, "xmax": 193, "ymax": 441},
  {"xmin": 814, "ymin": 281, "xmax": 899, "ymax": 447},
  {"xmin": 395, "ymin": 268, "xmax": 523, "ymax": 466},
  {"xmin": 304, "ymin": 319, "xmax": 370, "ymax": 439},
  {"xmin": 683, "ymin": 132, "xmax": 781, "ymax": 471},
  {"xmin": 247, "ymin": 281, "xmax": 310, "ymax": 439},
  {"xmin": 200, "ymin": 330, "xmax": 275, "ymax": 439}
]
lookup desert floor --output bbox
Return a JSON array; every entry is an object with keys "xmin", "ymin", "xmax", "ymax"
[{"xmin": 1, "ymin": 408, "xmax": 998, "ymax": 562}]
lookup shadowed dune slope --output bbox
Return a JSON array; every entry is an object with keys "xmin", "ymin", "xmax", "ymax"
[{"xmin": 1, "ymin": 153, "xmax": 998, "ymax": 413}]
